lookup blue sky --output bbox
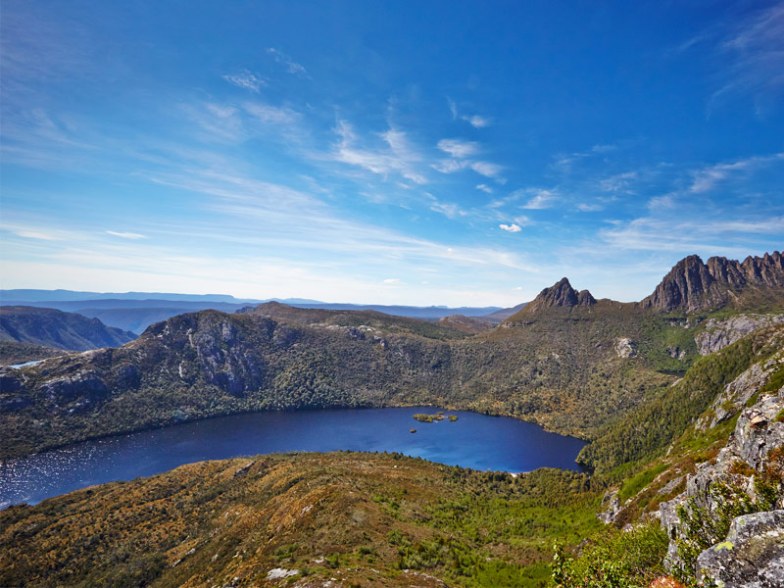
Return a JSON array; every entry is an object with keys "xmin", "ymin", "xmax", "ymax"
[{"xmin": 1, "ymin": 0, "xmax": 782, "ymax": 306}]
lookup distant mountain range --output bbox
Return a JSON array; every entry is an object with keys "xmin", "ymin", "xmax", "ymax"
[
  {"xmin": 0, "ymin": 306, "xmax": 136, "ymax": 354},
  {"xmin": 0, "ymin": 290, "xmax": 506, "ymax": 334}
]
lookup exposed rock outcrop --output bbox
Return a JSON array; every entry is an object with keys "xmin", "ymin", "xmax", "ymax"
[
  {"xmin": 697, "ymin": 347, "xmax": 783, "ymax": 430},
  {"xmin": 642, "ymin": 252, "xmax": 784, "ymax": 313},
  {"xmin": 599, "ymin": 489, "xmax": 622, "ymax": 524},
  {"xmin": 696, "ymin": 314, "xmax": 784, "ymax": 355},
  {"xmin": 696, "ymin": 510, "xmax": 784, "ymax": 587},
  {"xmin": 660, "ymin": 387, "xmax": 784, "ymax": 582},
  {"xmin": 615, "ymin": 337, "xmax": 637, "ymax": 358},
  {"xmin": 523, "ymin": 278, "xmax": 596, "ymax": 314}
]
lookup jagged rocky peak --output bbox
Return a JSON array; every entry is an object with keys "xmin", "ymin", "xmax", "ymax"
[
  {"xmin": 525, "ymin": 277, "xmax": 596, "ymax": 313},
  {"xmin": 641, "ymin": 251, "xmax": 784, "ymax": 312}
]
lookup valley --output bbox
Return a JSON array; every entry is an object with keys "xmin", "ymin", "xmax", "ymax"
[
  {"xmin": 3, "ymin": 2, "xmax": 783, "ymax": 585},
  {"xmin": 0, "ymin": 252, "xmax": 783, "ymax": 586}
]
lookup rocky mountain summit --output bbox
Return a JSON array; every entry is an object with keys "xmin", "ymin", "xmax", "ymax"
[
  {"xmin": 522, "ymin": 278, "xmax": 596, "ymax": 314},
  {"xmin": 641, "ymin": 252, "xmax": 784, "ymax": 312}
]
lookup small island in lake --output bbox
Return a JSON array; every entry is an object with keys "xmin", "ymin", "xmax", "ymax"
[{"xmin": 412, "ymin": 412, "xmax": 459, "ymax": 423}]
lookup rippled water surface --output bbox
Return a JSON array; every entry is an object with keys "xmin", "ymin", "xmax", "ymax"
[{"xmin": 0, "ymin": 407, "xmax": 586, "ymax": 507}]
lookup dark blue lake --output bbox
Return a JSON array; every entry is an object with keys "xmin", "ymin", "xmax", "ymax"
[{"xmin": 0, "ymin": 407, "xmax": 586, "ymax": 507}]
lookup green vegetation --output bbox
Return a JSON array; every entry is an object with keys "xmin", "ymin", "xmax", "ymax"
[
  {"xmin": 578, "ymin": 327, "xmax": 780, "ymax": 478},
  {"xmin": 617, "ymin": 462, "xmax": 668, "ymax": 501},
  {"xmin": 553, "ymin": 522, "xmax": 669, "ymax": 587},
  {"xmin": 0, "ymin": 452, "xmax": 601, "ymax": 588},
  {"xmin": 412, "ymin": 411, "xmax": 458, "ymax": 423}
]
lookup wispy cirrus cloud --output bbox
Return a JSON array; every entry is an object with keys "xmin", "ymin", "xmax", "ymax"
[
  {"xmin": 267, "ymin": 48, "xmax": 308, "ymax": 76},
  {"xmin": 428, "ymin": 197, "xmax": 468, "ymax": 220},
  {"xmin": 599, "ymin": 215, "xmax": 784, "ymax": 256},
  {"xmin": 445, "ymin": 99, "xmax": 492, "ymax": 127},
  {"xmin": 243, "ymin": 101, "xmax": 300, "ymax": 125},
  {"xmin": 689, "ymin": 152, "xmax": 784, "ymax": 192},
  {"xmin": 331, "ymin": 120, "xmax": 427, "ymax": 184},
  {"xmin": 463, "ymin": 114, "xmax": 491, "ymax": 128},
  {"xmin": 433, "ymin": 138, "xmax": 504, "ymax": 180},
  {"xmin": 106, "ymin": 230, "xmax": 146, "ymax": 240},
  {"xmin": 470, "ymin": 161, "xmax": 504, "ymax": 179},
  {"xmin": 599, "ymin": 171, "xmax": 638, "ymax": 193},
  {"xmin": 553, "ymin": 144, "xmax": 616, "ymax": 172},
  {"xmin": 182, "ymin": 99, "xmax": 304, "ymax": 145},
  {"xmin": 521, "ymin": 189, "xmax": 557, "ymax": 210},
  {"xmin": 437, "ymin": 138, "xmax": 480, "ymax": 158},
  {"xmin": 223, "ymin": 71, "xmax": 266, "ymax": 93},
  {"xmin": 680, "ymin": 2, "xmax": 784, "ymax": 115}
]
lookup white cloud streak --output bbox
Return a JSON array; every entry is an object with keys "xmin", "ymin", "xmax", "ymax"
[
  {"xmin": 521, "ymin": 189, "xmax": 557, "ymax": 209},
  {"xmin": 705, "ymin": 3, "xmax": 784, "ymax": 114},
  {"xmin": 689, "ymin": 152, "xmax": 784, "ymax": 192},
  {"xmin": 267, "ymin": 48, "xmax": 308, "ymax": 76},
  {"xmin": 106, "ymin": 230, "xmax": 147, "ymax": 240},
  {"xmin": 223, "ymin": 71, "xmax": 266, "ymax": 93},
  {"xmin": 463, "ymin": 114, "xmax": 491, "ymax": 128},
  {"xmin": 331, "ymin": 120, "xmax": 427, "ymax": 184},
  {"xmin": 243, "ymin": 101, "xmax": 300, "ymax": 125},
  {"xmin": 437, "ymin": 138, "xmax": 480, "ymax": 158}
]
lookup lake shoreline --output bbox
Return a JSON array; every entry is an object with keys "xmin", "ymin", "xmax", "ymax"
[{"xmin": 1, "ymin": 406, "xmax": 587, "ymax": 508}]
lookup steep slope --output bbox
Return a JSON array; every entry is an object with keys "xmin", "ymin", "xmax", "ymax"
[
  {"xmin": 548, "ymin": 324, "xmax": 784, "ymax": 586},
  {"xmin": 641, "ymin": 251, "xmax": 784, "ymax": 313},
  {"xmin": 0, "ymin": 306, "xmax": 136, "ymax": 350}
]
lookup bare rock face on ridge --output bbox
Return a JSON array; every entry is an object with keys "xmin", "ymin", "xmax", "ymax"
[
  {"xmin": 523, "ymin": 278, "xmax": 596, "ymax": 314},
  {"xmin": 642, "ymin": 252, "xmax": 784, "ymax": 313}
]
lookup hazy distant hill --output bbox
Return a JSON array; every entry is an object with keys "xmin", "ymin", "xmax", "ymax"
[
  {"xmin": 482, "ymin": 302, "xmax": 527, "ymax": 321},
  {"xmin": 0, "ymin": 289, "xmax": 259, "ymax": 304},
  {"xmin": 9, "ymin": 299, "xmax": 254, "ymax": 335},
  {"xmin": 0, "ymin": 306, "xmax": 136, "ymax": 351},
  {"xmin": 1, "ymin": 290, "xmax": 505, "ymax": 333}
]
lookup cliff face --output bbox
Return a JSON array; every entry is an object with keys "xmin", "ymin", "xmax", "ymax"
[
  {"xmin": 522, "ymin": 278, "xmax": 596, "ymax": 314},
  {"xmin": 641, "ymin": 252, "xmax": 784, "ymax": 312}
]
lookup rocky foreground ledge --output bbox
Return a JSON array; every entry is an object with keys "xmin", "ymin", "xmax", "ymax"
[{"xmin": 660, "ymin": 388, "xmax": 784, "ymax": 587}]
